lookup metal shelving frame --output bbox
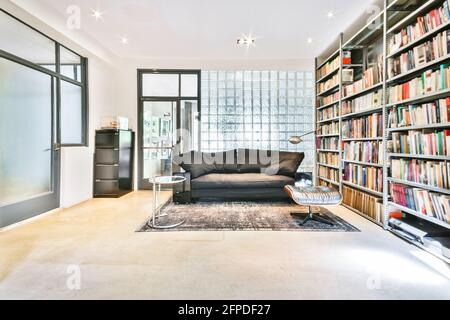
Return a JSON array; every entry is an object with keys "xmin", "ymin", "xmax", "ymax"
[
  {"xmin": 315, "ymin": 34, "xmax": 343, "ymax": 190},
  {"xmin": 315, "ymin": 0, "xmax": 450, "ymax": 246}
]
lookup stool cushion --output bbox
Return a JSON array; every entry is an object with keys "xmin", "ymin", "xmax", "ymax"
[{"xmin": 284, "ymin": 185, "xmax": 342, "ymax": 206}]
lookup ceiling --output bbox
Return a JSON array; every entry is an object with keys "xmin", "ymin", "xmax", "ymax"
[{"xmin": 13, "ymin": 0, "xmax": 375, "ymax": 60}]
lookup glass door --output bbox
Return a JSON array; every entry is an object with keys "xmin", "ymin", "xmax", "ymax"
[
  {"xmin": 139, "ymin": 101, "xmax": 177, "ymax": 189},
  {"xmin": 138, "ymin": 70, "xmax": 200, "ymax": 190},
  {"xmin": 0, "ymin": 58, "xmax": 60, "ymax": 228}
]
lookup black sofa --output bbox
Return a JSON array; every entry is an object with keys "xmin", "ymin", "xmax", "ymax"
[{"xmin": 172, "ymin": 149, "xmax": 304, "ymax": 202}]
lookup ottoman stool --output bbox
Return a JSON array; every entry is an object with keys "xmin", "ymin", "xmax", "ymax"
[{"xmin": 284, "ymin": 185, "xmax": 343, "ymax": 226}]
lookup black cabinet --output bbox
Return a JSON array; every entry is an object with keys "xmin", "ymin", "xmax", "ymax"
[{"xmin": 94, "ymin": 129, "xmax": 135, "ymax": 198}]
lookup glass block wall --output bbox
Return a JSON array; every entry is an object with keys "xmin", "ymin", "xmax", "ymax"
[{"xmin": 200, "ymin": 71, "xmax": 315, "ymax": 173}]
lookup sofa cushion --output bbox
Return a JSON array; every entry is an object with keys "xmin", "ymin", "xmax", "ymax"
[
  {"xmin": 173, "ymin": 151, "xmax": 214, "ymax": 179},
  {"xmin": 191, "ymin": 173, "xmax": 295, "ymax": 190},
  {"xmin": 237, "ymin": 149, "xmax": 273, "ymax": 173},
  {"xmin": 264, "ymin": 151, "xmax": 305, "ymax": 177},
  {"xmin": 205, "ymin": 150, "xmax": 239, "ymax": 173}
]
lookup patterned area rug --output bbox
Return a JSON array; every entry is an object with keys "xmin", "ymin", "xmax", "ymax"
[{"xmin": 137, "ymin": 202, "xmax": 359, "ymax": 232}]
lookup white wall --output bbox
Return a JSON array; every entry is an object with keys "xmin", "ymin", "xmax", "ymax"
[{"xmin": 60, "ymin": 57, "xmax": 117, "ymax": 207}]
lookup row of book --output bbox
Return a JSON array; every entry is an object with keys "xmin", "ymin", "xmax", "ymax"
[
  {"xmin": 390, "ymin": 130, "xmax": 450, "ymax": 156},
  {"xmin": 317, "ymin": 55, "xmax": 340, "ymax": 80},
  {"xmin": 343, "ymin": 141, "xmax": 384, "ymax": 164},
  {"xmin": 317, "ymin": 74, "xmax": 339, "ymax": 95},
  {"xmin": 388, "ymin": 0, "xmax": 450, "ymax": 55},
  {"xmin": 343, "ymin": 186, "xmax": 383, "ymax": 224},
  {"xmin": 319, "ymin": 122, "xmax": 339, "ymax": 135},
  {"xmin": 318, "ymin": 91, "xmax": 340, "ymax": 108},
  {"xmin": 391, "ymin": 158, "xmax": 450, "ymax": 189},
  {"xmin": 342, "ymin": 113, "xmax": 383, "ymax": 139},
  {"xmin": 318, "ymin": 152, "xmax": 339, "ymax": 167},
  {"xmin": 387, "ymin": 99, "xmax": 450, "ymax": 128},
  {"xmin": 318, "ymin": 105, "xmax": 339, "ymax": 121},
  {"xmin": 387, "ymin": 65, "xmax": 450, "ymax": 104},
  {"xmin": 343, "ymin": 55, "xmax": 383, "ymax": 97},
  {"xmin": 343, "ymin": 164, "xmax": 383, "ymax": 193},
  {"xmin": 342, "ymin": 90, "xmax": 382, "ymax": 115},
  {"xmin": 387, "ymin": 30, "xmax": 450, "ymax": 79},
  {"xmin": 317, "ymin": 137, "xmax": 339, "ymax": 150},
  {"xmin": 319, "ymin": 166, "xmax": 340, "ymax": 182},
  {"xmin": 390, "ymin": 183, "xmax": 450, "ymax": 224}
]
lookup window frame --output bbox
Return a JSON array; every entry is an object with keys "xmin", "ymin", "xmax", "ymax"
[{"xmin": 0, "ymin": 9, "xmax": 89, "ymax": 147}]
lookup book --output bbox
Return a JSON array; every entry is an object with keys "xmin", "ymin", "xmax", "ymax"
[
  {"xmin": 318, "ymin": 122, "xmax": 339, "ymax": 135},
  {"xmin": 343, "ymin": 141, "xmax": 384, "ymax": 164},
  {"xmin": 318, "ymin": 91, "xmax": 340, "ymax": 108},
  {"xmin": 390, "ymin": 183, "xmax": 450, "ymax": 224},
  {"xmin": 391, "ymin": 158, "xmax": 450, "ymax": 189},
  {"xmin": 318, "ymin": 152, "xmax": 339, "ymax": 166},
  {"xmin": 388, "ymin": 2, "xmax": 450, "ymax": 55},
  {"xmin": 317, "ymin": 73, "xmax": 340, "ymax": 95},
  {"xmin": 342, "ymin": 90, "xmax": 382, "ymax": 115},
  {"xmin": 387, "ymin": 64, "xmax": 450, "ymax": 104},
  {"xmin": 343, "ymin": 163, "xmax": 383, "ymax": 193},
  {"xmin": 318, "ymin": 137, "xmax": 339, "ymax": 150},
  {"xmin": 387, "ymin": 30, "xmax": 450, "ymax": 79},
  {"xmin": 342, "ymin": 113, "xmax": 383, "ymax": 139},
  {"xmin": 318, "ymin": 105, "xmax": 340, "ymax": 121},
  {"xmin": 389, "ymin": 129, "xmax": 449, "ymax": 156},
  {"xmin": 319, "ymin": 166, "xmax": 340, "ymax": 182},
  {"xmin": 387, "ymin": 99, "xmax": 450, "ymax": 128},
  {"xmin": 317, "ymin": 55, "xmax": 340, "ymax": 79},
  {"xmin": 343, "ymin": 186, "xmax": 384, "ymax": 223},
  {"xmin": 343, "ymin": 54, "xmax": 383, "ymax": 97}
]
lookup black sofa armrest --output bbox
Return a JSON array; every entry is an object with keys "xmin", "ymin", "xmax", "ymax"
[{"xmin": 173, "ymin": 171, "xmax": 192, "ymax": 203}]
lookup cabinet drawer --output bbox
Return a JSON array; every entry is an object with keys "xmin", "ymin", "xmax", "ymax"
[
  {"xmin": 94, "ymin": 180, "xmax": 119, "ymax": 196},
  {"xmin": 95, "ymin": 165, "xmax": 119, "ymax": 180},
  {"xmin": 96, "ymin": 132, "xmax": 119, "ymax": 148},
  {"xmin": 95, "ymin": 149, "xmax": 119, "ymax": 165}
]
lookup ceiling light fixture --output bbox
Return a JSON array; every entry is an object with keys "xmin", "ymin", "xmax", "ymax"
[
  {"xmin": 91, "ymin": 9, "xmax": 104, "ymax": 20},
  {"xmin": 327, "ymin": 11, "xmax": 334, "ymax": 18},
  {"xmin": 307, "ymin": 37, "xmax": 313, "ymax": 44},
  {"xmin": 237, "ymin": 34, "xmax": 256, "ymax": 47},
  {"xmin": 120, "ymin": 37, "xmax": 129, "ymax": 45}
]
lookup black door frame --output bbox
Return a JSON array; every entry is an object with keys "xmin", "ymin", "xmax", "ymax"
[
  {"xmin": 0, "ymin": 9, "xmax": 89, "ymax": 227},
  {"xmin": 137, "ymin": 69, "xmax": 201, "ymax": 190}
]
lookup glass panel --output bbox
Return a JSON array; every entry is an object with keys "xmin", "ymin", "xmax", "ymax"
[
  {"xmin": 142, "ymin": 74, "xmax": 179, "ymax": 97},
  {"xmin": 60, "ymin": 46, "xmax": 82, "ymax": 82},
  {"xmin": 181, "ymin": 100, "xmax": 199, "ymax": 153},
  {"xmin": 181, "ymin": 74, "xmax": 198, "ymax": 97},
  {"xmin": 60, "ymin": 80, "xmax": 83, "ymax": 144},
  {"xmin": 0, "ymin": 11, "xmax": 56, "ymax": 71},
  {"xmin": 200, "ymin": 71, "xmax": 315, "ymax": 172},
  {"xmin": 143, "ymin": 101, "xmax": 176, "ymax": 180},
  {"xmin": 0, "ymin": 58, "xmax": 52, "ymax": 206}
]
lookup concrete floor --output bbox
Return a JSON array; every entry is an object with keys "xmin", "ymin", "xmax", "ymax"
[{"xmin": 0, "ymin": 191, "xmax": 449, "ymax": 300}]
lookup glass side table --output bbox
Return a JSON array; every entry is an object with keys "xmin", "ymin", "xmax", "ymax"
[{"xmin": 148, "ymin": 176, "xmax": 187, "ymax": 229}]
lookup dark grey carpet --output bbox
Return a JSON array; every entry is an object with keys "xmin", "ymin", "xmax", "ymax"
[{"xmin": 137, "ymin": 201, "xmax": 359, "ymax": 232}]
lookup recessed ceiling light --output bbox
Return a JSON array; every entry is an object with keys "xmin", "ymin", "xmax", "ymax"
[
  {"xmin": 307, "ymin": 38, "xmax": 313, "ymax": 44},
  {"xmin": 237, "ymin": 34, "xmax": 256, "ymax": 48},
  {"xmin": 327, "ymin": 11, "xmax": 334, "ymax": 18},
  {"xmin": 91, "ymin": 9, "xmax": 103, "ymax": 20},
  {"xmin": 120, "ymin": 37, "xmax": 129, "ymax": 45}
]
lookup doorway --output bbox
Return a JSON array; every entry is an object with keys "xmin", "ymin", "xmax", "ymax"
[
  {"xmin": 137, "ymin": 70, "xmax": 200, "ymax": 190},
  {"xmin": 0, "ymin": 58, "xmax": 60, "ymax": 227}
]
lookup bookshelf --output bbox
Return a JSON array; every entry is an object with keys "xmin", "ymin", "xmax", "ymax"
[
  {"xmin": 314, "ymin": 0, "xmax": 450, "ymax": 243},
  {"xmin": 385, "ymin": 0, "xmax": 450, "ymax": 238},
  {"xmin": 315, "ymin": 35, "xmax": 343, "ymax": 192}
]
